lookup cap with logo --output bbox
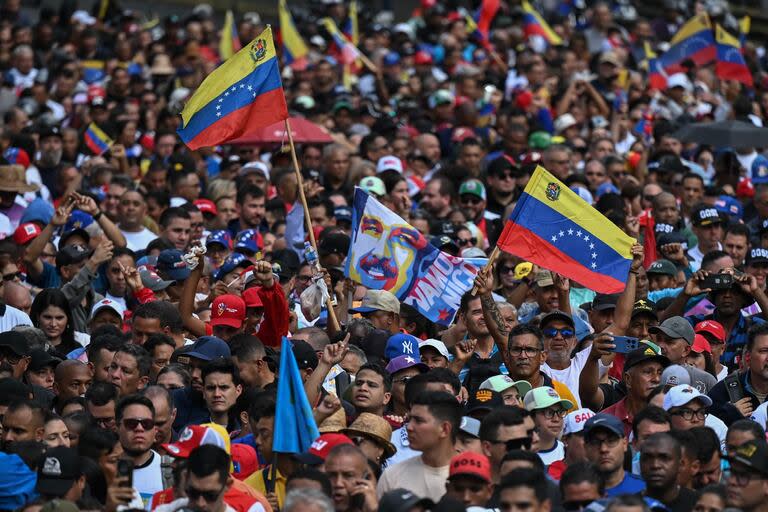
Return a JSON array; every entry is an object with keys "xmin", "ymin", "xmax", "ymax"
[
  {"xmin": 662, "ymin": 384, "xmax": 713, "ymax": 410},
  {"xmin": 206, "ymin": 230, "xmax": 233, "ymax": 250},
  {"xmin": 562, "ymin": 408, "xmax": 596, "ymax": 436},
  {"xmin": 691, "ymin": 205, "xmax": 724, "ymax": 227},
  {"xmin": 752, "ymin": 155, "xmax": 768, "ymax": 185},
  {"xmin": 649, "ymin": 316, "xmax": 695, "ymax": 344},
  {"xmin": 234, "ymin": 229, "xmax": 262, "ymax": 254},
  {"xmin": 540, "ymin": 310, "xmax": 575, "ymax": 329},
  {"xmin": 292, "ymin": 433, "xmax": 354, "ymax": 465},
  {"xmin": 359, "ymin": 176, "xmax": 386, "ymax": 197},
  {"xmin": 193, "ymin": 199, "xmax": 218, "ymax": 217},
  {"xmin": 13, "ymin": 222, "xmax": 42, "ymax": 245},
  {"xmin": 431, "ymin": 235, "xmax": 459, "ymax": 253},
  {"xmin": 583, "ymin": 413, "xmax": 624, "ymax": 438},
  {"xmin": 342, "ymin": 412, "xmax": 396, "ymax": 459},
  {"xmin": 385, "ymin": 355, "xmax": 429, "ymax": 375},
  {"xmin": 350, "ymin": 289, "xmax": 400, "ymax": 315},
  {"xmin": 747, "ymin": 248, "xmax": 768, "ymax": 266},
  {"xmin": 714, "ymin": 195, "xmax": 742, "ymax": 220},
  {"xmin": 479, "ymin": 375, "xmax": 533, "ymax": 398},
  {"xmin": 523, "ymin": 386, "xmax": 574, "ymax": 412},
  {"xmin": 334, "ymin": 206, "xmax": 353, "ymax": 223},
  {"xmin": 182, "ymin": 336, "xmax": 231, "ymax": 362},
  {"xmin": 647, "ymin": 259, "xmax": 677, "ymax": 277},
  {"xmin": 534, "ymin": 270, "xmax": 555, "ymax": 288},
  {"xmin": 139, "ymin": 266, "xmax": 175, "ymax": 292},
  {"xmin": 726, "ymin": 439, "xmax": 768, "ymax": 476},
  {"xmin": 231, "ymin": 443, "xmax": 258, "ymax": 480},
  {"xmin": 214, "ymin": 253, "xmax": 250, "ymax": 281},
  {"xmin": 89, "ymin": 298, "xmax": 125, "ymax": 321},
  {"xmin": 694, "ymin": 320, "xmax": 726, "ymax": 343},
  {"xmin": 448, "ymin": 452, "xmax": 492, "ymax": 483},
  {"xmin": 385, "ymin": 333, "xmax": 419, "ymax": 360},
  {"xmin": 459, "ymin": 179, "xmax": 486, "ymax": 200},
  {"xmin": 55, "ymin": 244, "xmax": 93, "ymax": 268},
  {"xmin": 376, "ymin": 155, "xmax": 404, "ymax": 174},
  {"xmin": 661, "ymin": 364, "xmax": 691, "ymax": 388},
  {"xmin": 378, "ymin": 489, "xmax": 434, "ymax": 512},
  {"xmin": 631, "ymin": 299, "xmax": 658, "ymax": 320},
  {"xmin": 458, "ymin": 416, "xmax": 481, "ymax": 438},
  {"xmin": 210, "ymin": 294, "xmax": 246, "ymax": 328},
  {"xmin": 35, "ymin": 446, "xmax": 81, "ymax": 497},
  {"xmin": 466, "ymin": 388, "xmax": 504, "ymax": 415},
  {"xmin": 623, "ymin": 344, "xmax": 670, "ymax": 372},
  {"xmin": 419, "ymin": 339, "xmax": 451, "ymax": 360},
  {"xmin": 162, "ymin": 424, "xmax": 228, "ymax": 458},
  {"xmin": 157, "ymin": 249, "xmax": 191, "ymax": 281},
  {"xmin": 318, "ymin": 232, "xmax": 350, "ymax": 258}
]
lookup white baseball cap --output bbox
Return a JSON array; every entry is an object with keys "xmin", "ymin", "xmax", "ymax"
[
  {"xmin": 666, "ymin": 73, "xmax": 693, "ymax": 93},
  {"xmin": 479, "ymin": 375, "xmax": 533, "ymax": 397},
  {"xmin": 89, "ymin": 298, "xmax": 125, "ymax": 321},
  {"xmin": 376, "ymin": 155, "xmax": 403, "ymax": 174},
  {"xmin": 419, "ymin": 339, "xmax": 450, "ymax": 359},
  {"xmin": 662, "ymin": 384, "xmax": 713, "ymax": 410},
  {"xmin": 563, "ymin": 408, "xmax": 596, "ymax": 436}
]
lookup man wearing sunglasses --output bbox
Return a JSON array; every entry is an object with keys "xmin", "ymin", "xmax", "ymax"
[
  {"xmin": 116, "ymin": 394, "xmax": 163, "ymax": 505},
  {"xmin": 524, "ymin": 386, "xmax": 573, "ymax": 467},
  {"xmin": 457, "ymin": 179, "xmax": 501, "ymax": 248},
  {"xmin": 184, "ymin": 444, "xmax": 239, "ymax": 512},
  {"xmin": 479, "ymin": 407, "xmax": 537, "ymax": 486},
  {"xmin": 724, "ymin": 439, "xmax": 768, "ymax": 512},
  {"xmin": 583, "ymin": 414, "xmax": 645, "ymax": 497}
]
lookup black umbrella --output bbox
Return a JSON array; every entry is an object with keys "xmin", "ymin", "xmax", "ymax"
[{"xmin": 674, "ymin": 120, "xmax": 768, "ymax": 149}]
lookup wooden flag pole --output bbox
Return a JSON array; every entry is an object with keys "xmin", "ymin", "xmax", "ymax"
[
  {"xmin": 470, "ymin": 245, "xmax": 501, "ymax": 296},
  {"xmin": 284, "ymin": 118, "xmax": 341, "ymax": 332}
]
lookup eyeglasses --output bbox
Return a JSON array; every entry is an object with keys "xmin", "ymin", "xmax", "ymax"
[
  {"xmin": 585, "ymin": 435, "xmax": 621, "ymax": 448},
  {"xmin": 460, "ymin": 196, "xmax": 483, "ymax": 205},
  {"xmin": 493, "ymin": 172, "xmax": 516, "ymax": 180},
  {"xmin": 456, "ymin": 237, "xmax": 476, "ymax": 247},
  {"xmin": 730, "ymin": 468, "xmax": 764, "ymax": 486},
  {"xmin": 564, "ymin": 500, "xmax": 596, "ymax": 511},
  {"xmin": 2, "ymin": 272, "xmax": 22, "ymax": 281},
  {"xmin": 0, "ymin": 351, "xmax": 21, "ymax": 365},
  {"xmin": 490, "ymin": 436, "xmax": 532, "ymax": 451},
  {"xmin": 500, "ymin": 266, "xmax": 516, "ymax": 274},
  {"xmin": 670, "ymin": 408, "xmax": 707, "ymax": 421},
  {"xmin": 508, "ymin": 346, "xmax": 541, "ymax": 357},
  {"xmin": 543, "ymin": 327, "xmax": 574, "ymax": 338},
  {"xmin": 94, "ymin": 416, "xmax": 116, "ymax": 428},
  {"xmin": 185, "ymin": 484, "xmax": 226, "ymax": 503},
  {"xmin": 538, "ymin": 408, "xmax": 567, "ymax": 419},
  {"xmin": 122, "ymin": 418, "xmax": 155, "ymax": 431}
]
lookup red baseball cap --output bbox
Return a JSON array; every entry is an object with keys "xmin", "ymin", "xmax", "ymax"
[
  {"xmin": 162, "ymin": 425, "xmax": 227, "ymax": 458},
  {"xmin": 448, "ymin": 452, "xmax": 492, "ymax": 483},
  {"xmin": 293, "ymin": 433, "xmax": 354, "ymax": 465},
  {"xmin": 194, "ymin": 199, "xmax": 218, "ymax": 217},
  {"xmin": 695, "ymin": 320, "xmax": 725, "ymax": 342},
  {"xmin": 231, "ymin": 443, "xmax": 258, "ymax": 480},
  {"xmin": 210, "ymin": 294, "xmax": 246, "ymax": 328},
  {"xmin": 13, "ymin": 223, "xmax": 42, "ymax": 245},
  {"xmin": 692, "ymin": 334, "xmax": 712, "ymax": 354},
  {"xmin": 242, "ymin": 287, "xmax": 264, "ymax": 308}
]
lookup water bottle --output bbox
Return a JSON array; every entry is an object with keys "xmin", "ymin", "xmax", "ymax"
[{"xmin": 304, "ymin": 241, "xmax": 319, "ymax": 268}]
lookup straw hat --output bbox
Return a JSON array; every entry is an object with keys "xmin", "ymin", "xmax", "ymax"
[
  {"xmin": 318, "ymin": 407, "xmax": 347, "ymax": 433},
  {"xmin": 0, "ymin": 165, "xmax": 38, "ymax": 193},
  {"xmin": 343, "ymin": 413, "xmax": 396, "ymax": 459},
  {"xmin": 150, "ymin": 54, "xmax": 175, "ymax": 76}
]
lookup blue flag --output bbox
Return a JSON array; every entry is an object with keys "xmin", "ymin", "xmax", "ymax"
[
  {"xmin": 272, "ymin": 337, "xmax": 320, "ymax": 454},
  {"xmin": 345, "ymin": 188, "xmax": 486, "ymax": 325}
]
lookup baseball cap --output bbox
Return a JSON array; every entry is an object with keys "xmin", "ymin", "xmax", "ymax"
[
  {"xmin": 193, "ymin": 199, "xmax": 218, "ymax": 217},
  {"xmin": 583, "ymin": 413, "xmax": 624, "ymax": 438},
  {"xmin": 184, "ymin": 336, "xmax": 231, "ymax": 362},
  {"xmin": 428, "ymin": 89, "xmax": 455, "ymax": 109},
  {"xmin": 649, "ymin": 316, "xmax": 695, "ymax": 344},
  {"xmin": 89, "ymin": 298, "xmax": 125, "ymax": 321},
  {"xmin": 647, "ymin": 259, "xmax": 677, "ymax": 277},
  {"xmin": 623, "ymin": 345, "xmax": 670, "ymax": 372},
  {"xmin": 210, "ymin": 295, "xmax": 246, "ymax": 328},
  {"xmin": 431, "ymin": 235, "xmax": 459, "ymax": 253},
  {"xmin": 292, "ymin": 339, "xmax": 319, "ymax": 370},
  {"xmin": 459, "ymin": 179, "xmax": 486, "ymax": 200},
  {"xmin": 419, "ymin": 339, "xmax": 450, "ymax": 359},
  {"xmin": 28, "ymin": 349, "xmax": 61, "ymax": 372},
  {"xmin": 694, "ymin": 320, "xmax": 725, "ymax": 342},
  {"xmin": 13, "ymin": 223, "xmax": 42, "ymax": 245},
  {"xmin": 242, "ymin": 288, "xmax": 263, "ymax": 308},
  {"xmin": 458, "ymin": 416, "xmax": 481, "ymax": 438},
  {"xmin": 631, "ymin": 299, "xmax": 658, "ymax": 320},
  {"xmin": 157, "ymin": 249, "xmax": 191, "ymax": 281},
  {"xmin": 376, "ymin": 155, "xmax": 403, "ymax": 174},
  {"xmin": 139, "ymin": 266, "xmax": 175, "ymax": 292},
  {"xmin": 479, "ymin": 375, "xmax": 533, "ymax": 398},
  {"xmin": 592, "ymin": 293, "xmax": 620, "ymax": 311},
  {"xmin": 752, "ymin": 155, "xmax": 768, "ymax": 185},
  {"xmin": 540, "ymin": 310, "xmax": 575, "ymax": 329},
  {"xmin": 235, "ymin": 229, "xmax": 262, "ymax": 254},
  {"xmin": 55, "ymin": 244, "xmax": 92, "ymax": 268},
  {"xmin": 714, "ymin": 195, "xmax": 743, "ymax": 220},
  {"xmin": 666, "ymin": 72, "xmax": 692, "ymax": 91},
  {"xmin": 378, "ymin": 489, "xmax": 434, "ymax": 512},
  {"xmin": 692, "ymin": 334, "xmax": 712, "ymax": 354},
  {"xmin": 726, "ymin": 440, "xmax": 768, "ymax": 476},
  {"xmin": 562, "ymin": 408, "xmax": 596, "ymax": 436},
  {"xmin": 0, "ymin": 331, "xmax": 31, "ymax": 357},
  {"xmin": 162, "ymin": 424, "xmax": 227, "ymax": 458},
  {"xmin": 385, "ymin": 355, "xmax": 429, "ymax": 375},
  {"xmin": 318, "ymin": 232, "xmax": 350, "ymax": 258},
  {"xmin": 385, "ymin": 333, "xmax": 419, "ymax": 360},
  {"xmin": 334, "ymin": 206, "xmax": 352, "ymax": 224},
  {"xmin": 662, "ymin": 384, "xmax": 713, "ymax": 410},
  {"xmin": 231, "ymin": 443, "xmax": 258, "ymax": 480},
  {"xmin": 747, "ymin": 248, "xmax": 768, "ymax": 266},
  {"xmin": 555, "ymin": 113, "xmax": 578, "ymax": 134},
  {"xmin": 524, "ymin": 386, "xmax": 573, "ymax": 412},
  {"xmin": 350, "ymin": 290, "xmax": 400, "ymax": 315},
  {"xmin": 448, "ymin": 452, "xmax": 492, "ymax": 483},
  {"xmin": 466, "ymin": 388, "xmax": 504, "ymax": 415},
  {"xmin": 661, "ymin": 364, "xmax": 691, "ymax": 388},
  {"xmin": 36, "ymin": 447, "xmax": 81, "ymax": 497},
  {"xmin": 293, "ymin": 433, "xmax": 354, "ymax": 465},
  {"xmin": 534, "ymin": 270, "xmax": 555, "ymax": 287},
  {"xmin": 691, "ymin": 205, "xmax": 724, "ymax": 227},
  {"xmin": 599, "ymin": 50, "xmax": 621, "ymax": 66},
  {"xmin": 359, "ymin": 177, "xmax": 386, "ymax": 197},
  {"xmin": 207, "ymin": 230, "xmax": 233, "ymax": 250},
  {"xmin": 215, "ymin": 253, "xmax": 250, "ymax": 281},
  {"xmin": 239, "ymin": 161, "xmax": 270, "ymax": 179}
]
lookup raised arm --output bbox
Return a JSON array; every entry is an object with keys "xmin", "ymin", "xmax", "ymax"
[
  {"xmin": 475, "ymin": 267, "xmax": 510, "ymax": 353},
  {"xmin": 304, "ymin": 335, "xmax": 349, "ymax": 408},
  {"xmin": 179, "ymin": 250, "xmax": 208, "ymax": 337},
  {"xmin": 578, "ymin": 333, "xmax": 615, "ymax": 411},
  {"xmin": 659, "ymin": 270, "xmax": 711, "ymax": 321},
  {"xmin": 73, "ymin": 192, "xmax": 127, "ymax": 248},
  {"xmin": 24, "ymin": 200, "xmax": 73, "ymax": 279},
  {"xmin": 611, "ymin": 244, "xmax": 643, "ymax": 335}
]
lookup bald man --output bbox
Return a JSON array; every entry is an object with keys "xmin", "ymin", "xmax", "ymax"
[
  {"xmin": 4, "ymin": 282, "xmax": 31, "ymax": 315},
  {"xmin": 53, "ymin": 360, "xmax": 92, "ymax": 402}
]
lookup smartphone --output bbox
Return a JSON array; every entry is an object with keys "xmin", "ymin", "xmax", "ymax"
[
  {"xmin": 117, "ymin": 458, "xmax": 134, "ymax": 488},
  {"xmin": 610, "ymin": 336, "xmax": 640, "ymax": 354},
  {"xmin": 700, "ymin": 273, "xmax": 733, "ymax": 290},
  {"xmin": 348, "ymin": 471, "xmax": 371, "ymax": 510}
]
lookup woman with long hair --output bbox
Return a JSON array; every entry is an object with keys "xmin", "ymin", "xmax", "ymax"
[{"xmin": 30, "ymin": 288, "xmax": 87, "ymax": 358}]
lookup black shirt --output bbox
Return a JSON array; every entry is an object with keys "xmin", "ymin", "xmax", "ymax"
[{"xmin": 661, "ymin": 487, "xmax": 698, "ymax": 512}]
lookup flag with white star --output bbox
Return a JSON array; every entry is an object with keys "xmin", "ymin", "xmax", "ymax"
[{"xmin": 497, "ymin": 165, "xmax": 635, "ymax": 293}]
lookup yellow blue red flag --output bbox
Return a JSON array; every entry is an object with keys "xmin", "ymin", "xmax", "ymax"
[
  {"xmin": 279, "ymin": 0, "xmax": 308, "ymax": 68},
  {"xmin": 322, "ymin": 17, "xmax": 361, "ymax": 65},
  {"xmin": 521, "ymin": 1, "xmax": 562, "ymax": 46},
  {"xmin": 219, "ymin": 10, "xmax": 241, "ymax": 61},
  {"xmin": 497, "ymin": 166, "xmax": 634, "ymax": 293},
  {"xmin": 178, "ymin": 27, "xmax": 288, "ymax": 150},
  {"xmin": 84, "ymin": 123, "xmax": 113, "ymax": 155},
  {"xmin": 659, "ymin": 14, "xmax": 715, "ymax": 71},
  {"xmin": 715, "ymin": 24, "xmax": 753, "ymax": 87}
]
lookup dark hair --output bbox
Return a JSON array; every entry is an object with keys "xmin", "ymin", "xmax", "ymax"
[
  {"xmin": 697, "ymin": 484, "xmax": 727, "ymax": 504},
  {"xmin": 86, "ymin": 334, "xmax": 125, "ymax": 364},
  {"xmin": 728, "ymin": 419, "xmax": 766, "ymax": 441},
  {"xmin": 30, "ymin": 289, "xmax": 75, "ymax": 346},
  {"xmin": 606, "ymin": 494, "xmax": 651, "ymax": 512},
  {"xmin": 229, "ymin": 334, "xmax": 266, "ymax": 361},
  {"xmin": 85, "ymin": 381, "xmax": 119, "ymax": 407},
  {"xmin": 700, "ymin": 250, "xmax": 731, "ymax": 272},
  {"xmin": 147, "ymin": 237, "xmax": 175, "ymax": 253},
  {"xmin": 681, "ymin": 172, "xmax": 704, "ymax": 186},
  {"xmin": 726, "ymin": 223, "xmax": 751, "ymax": 240},
  {"xmin": 236, "ymin": 183, "xmax": 265, "ymax": 205},
  {"xmin": 6, "ymin": 440, "xmax": 46, "ymax": 471},
  {"xmin": 501, "ymin": 449, "xmax": 545, "ymax": 474},
  {"xmin": 80, "ymin": 456, "xmax": 108, "ymax": 504},
  {"xmin": 631, "ymin": 406, "xmax": 671, "ymax": 440},
  {"xmin": 247, "ymin": 390, "xmax": 276, "ymax": 421},
  {"xmin": 7, "ymin": 399, "xmax": 45, "ymax": 426},
  {"xmin": 133, "ymin": 301, "xmax": 183, "ymax": 334},
  {"xmin": 410, "ymin": 391, "xmax": 462, "ymax": 441},
  {"xmin": 287, "ymin": 467, "xmax": 333, "ymax": 497},
  {"xmin": 747, "ymin": 323, "xmax": 768, "ymax": 352},
  {"xmin": 499, "ymin": 468, "xmax": 550, "ymax": 504},
  {"xmin": 144, "ymin": 333, "xmax": 176, "ymax": 357},
  {"xmin": 669, "ymin": 429, "xmax": 697, "ymax": 460},
  {"xmin": 508, "ymin": 324, "xmax": 544, "ymax": 350},
  {"xmin": 159, "ymin": 206, "xmax": 191, "ymax": 229},
  {"xmin": 480, "ymin": 406, "xmax": 526, "ymax": 442},
  {"xmin": 188, "ymin": 444, "xmax": 231, "ymax": 485},
  {"xmin": 356, "ymin": 363, "xmax": 392, "ymax": 392},
  {"xmin": 641, "ymin": 432, "xmax": 680, "ymax": 457},
  {"xmin": 459, "ymin": 291, "xmax": 480, "ymax": 314},
  {"xmin": 78, "ymin": 427, "xmax": 119, "ymax": 461},
  {"xmin": 421, "ymin": 368, "xmax": 461, "ymax": 395},
  {"xmin": 560, "ymin": 461, "xmax": 606, "ymax": 495},
  {"xmin": 115, "ymin": 344, "xmax": 151, "ymax": 377},
  {"xmin": 202, "ymin": 357, "xmax": 241, "ymax": 386},
  {"xmin": 157, "ymin": 364, "xmax": 191, "ymax": 388},
  {"xmin": 116, "ymin": 394, "xmax": 155, "ymax": 422},
  {"xmin": 689, "ymin": 426, "xmax": 720, "ymax": 465}
]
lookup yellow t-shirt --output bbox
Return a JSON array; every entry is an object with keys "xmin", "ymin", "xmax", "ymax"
[{"xmin": 244, "ymin": 465, "xmax": 286, "ymax": 510}]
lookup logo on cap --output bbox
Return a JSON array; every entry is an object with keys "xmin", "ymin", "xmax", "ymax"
[
  {"xmin": 738, "ymin": 443, "xmax": 757, "ymax": 457},
  {"xmin": 546, "ymin": 388, "xmax": 559, "ymax": 398},
  {"xmin": 179, "ymin": 427, "xmax": 194, "ymax": 442},
  {"xmin": 42, "ymin": 457, "xmax": 62, "ymax": 476},
  {"xmin": 311, "ymin": 439, "xmax": 328, "ymax": 451},
  {"xmin": 475, "ymin": 390, "xmax": 493, "ymax": 403}
]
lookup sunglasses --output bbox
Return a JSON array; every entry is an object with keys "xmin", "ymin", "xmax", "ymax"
[
  {"xmin": 186, "ymin": 484, "xmax": 225, "ymax": 503},
  {"xmin": 2, "ymin": 272, "xmax": 22, "ymax": 281},
  {"xmin": 460, "ymin": 196, "xmax": 483, "ymax": 205},
  {"xmin": 543, "ymin": 327, "xmax": 574, "ymax": 338},
  {"xmin": 456, "ymin": 237, "xmax": 476, "ymax": 247},
  {"xmin": 499, "ymin": 266, "xmax": 516, "ymax": 274},
  {"xmin": 492, "ymin": 436, "xmax": 532, "ymax": 451},
  {"xmin": 122, "ymin": 418, "xmax": 155, "ymax": 431}
]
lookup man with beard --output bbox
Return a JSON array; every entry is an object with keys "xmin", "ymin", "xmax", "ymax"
[
  {"xmin": 640, "ymin": 433, "xmax": 698, "ymax": 512},
  {"xmin": 34, "ymin": 126, "xmax": 65, "ymax": 199}
]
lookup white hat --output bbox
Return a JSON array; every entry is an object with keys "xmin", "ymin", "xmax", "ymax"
[
  {"xmin": 376, "ymin": 155, "xmax": 403, "ymax": 174},
  {"xmin": 666, "ymin": 73, "xmax": 692, "ymax": 93},
  {"xmin": 90, "ymin": 298, "xmax": 125, "ymax": 321},
  {"xmin": 71, "ymin": 10, "xmax": 96, "ymax": 26},
  {"xmin": 563, "ymin": 408, "xmax": 596, "ymax": 436},
  {"xmin": 554, "ymin": 113, "xmax": 578, "ymax": 134},
  {"xmin": 662, "ymin": 384, "xmax": 713, "ymax": 410},
  {"xmin": 419, "ymin": 339, "xmax": 450, "ymax": 359},
  {"xmin": 240, "ymin": 161, "xmax": 270, "ymax": 180}
]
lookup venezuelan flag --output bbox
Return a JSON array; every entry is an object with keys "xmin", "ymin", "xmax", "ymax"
[
  {"xmin": 322, "ymin": 17, "xmax": 361, "ymax": 65},
  {"xmin": 177, "ymin": 27, "xmax": 288, "ymax": 151},
  {"xmin": 219, "ymin": 10, "xmax": 242, "ymax": 61},
  {"xmin": 521, "ymin": 1, "xmax": 563, "ymax": 46},
  {"xmin": 84, "ymin": 123, "xmax": 113, "ymax": 155},
  {"xmin": 497, "ymin": 165, "xmax": 634, "ymax": 293},
  {"xmin": 477, "ymin": 0, "xmax": 499, "ymax": 41},
  {"xmin": 82, "ymin": 59, "xmax": 106, "ymax": 85},
  {"xmin": 342, "ymin": 1, "xmax": 359, "ymax": 45},
  {"xmin": 464, "ymin": 12, "xmax": 487, "ymax": 48},
  {"xmin": 715, "ymin": 24, "xmax": 753, "ymax": 87},
  {"xmin": 659, "ymin": 14, "xmax": 715, "ymax": 72},
  {"xmin": 739, "ymin": 16, "xmax": 750, "ymax": 47},
  {"xmin": 278, "ymin": 0, "xmax": 308, "ymax": 68}
]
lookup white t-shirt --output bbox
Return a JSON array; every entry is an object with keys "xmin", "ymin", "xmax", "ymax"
[
  {"xmin": 706, "ymin": 414, "xmax": 728, "ymax": 449},
  {"xmin": 377, "ymin": 455, "xmax": 449, "ymax": 502},
  {"xmin": 538, "ymin": 440, "xmax": 565, "ymax": 466},
  {"xmin": 542, "ymin": 346, "xmax": 608, "ymax": 408},
  {"xmin": 387, "ymin": 426, "xmax": 420, "ymax": 467},
  {"xmin": 121, "ymin": 227, "xmax": 158, "ymax": 252},
  {"xmin": 0, "ymin": 304, "xmax": 32, "ymax": 331},
  {"xmin": 716, "ymin": 366, "xmax": 728, "ymax": 382},
  {"xmin": 751, "ymin": 401, "xmax": 768, "ymax": 430},
  {"xmin": 133, "ymin": 450, "xmax": 164, "ymax": 507}
]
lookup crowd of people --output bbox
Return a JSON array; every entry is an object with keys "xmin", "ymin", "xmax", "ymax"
[{"xmin": 1, "ymin": 0, "xmax": 768, "ymax": 512}]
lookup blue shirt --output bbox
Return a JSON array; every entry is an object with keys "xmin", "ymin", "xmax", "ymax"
[
  {"xmin": 28, "ymin": 262, "xmax": 60, "ymax": 289},
  {"xmin": 606, "ymin": 472, "xmax": 645, "ymax": 497},
  {"xmin": 687, "ymin": 312, "xmax": 765, "ymax": 365}
]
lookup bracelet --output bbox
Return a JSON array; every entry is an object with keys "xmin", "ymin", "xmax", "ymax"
[
  {"xmin": 93, "ymin": 210, "xmax": 103, "ymax": 221},
  {"xmin": 629, "ymin": 270, "xmax": 639, "ymax": 275}
]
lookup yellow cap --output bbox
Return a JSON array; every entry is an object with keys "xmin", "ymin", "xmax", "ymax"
[{"xmin": 514, "ymin": 262, "xmax": 533, "ymax": 280}]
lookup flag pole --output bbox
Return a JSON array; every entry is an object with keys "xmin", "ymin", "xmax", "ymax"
[
  {"xmin": 471, "ymin": 245, "xmax": 501, "ymax": 296},
  {"xmin": 284, "ymin": 117, "xmax": 341, "ymax": 332}
]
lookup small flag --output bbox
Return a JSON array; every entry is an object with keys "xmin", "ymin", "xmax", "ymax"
[
  {"xmin": 82, "ymin": 60, "xmax": 106, "ymax": 85},
  {"xmin": 219, "ymin": 10, "xmax": 242, "ymax": 61},
  {"xmin": 278, "ymin": 0, "xmax": 309, "ymax": 68},
  {"xmin": 659, "ymin": 14, "xmax": 716, "ymax": 72},
  {"xmin": 84, "ymin": 123, "xmax": 113, "ymax": 155},
  {"xmin": 322, "ymin": 17, "xmax": 362, "ymax": 65},
  {"xmin": 476, "ymin": 0, "xmax": 500, "ymax": 41},
  {"xmin": 715, "ymin": 24, "xmax": 753, "ymax": 87},
  {"xmin": 521, "ymin": 1, "xmax": 563, "ymax": 46},
  {"xmin": 739, "ymin": 15, "xmax": 750, "ymax": 47}
]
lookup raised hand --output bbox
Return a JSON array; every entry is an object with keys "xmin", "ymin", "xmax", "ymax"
[
  {"xmin": 119, "ymin": 261, "xmax": 143, "ymax": 291},
  {"xmin": 630, "ymin": 243, "xmax": 644, "ymax": 272},
  {"xmin": 454, "ymin": 339, "xmax": 477, "ymax": 363},
  {"xmin": 685, "ymin": 270, "xmax": 712, "ymax": 296},
  {"xmin": 321, "ymin": 333, "xmax": 350, "ymax": 367}
]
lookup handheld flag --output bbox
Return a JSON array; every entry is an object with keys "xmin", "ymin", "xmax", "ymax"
[
  {"xmin": 476, "ymin": 0, "xmax": 500, "ymax": 41},
  {"xmin": 715, "ymin": 24, "xmax": 753, "ymax": 87},
  {"xmin": 278, "ymin": 0, "xmax": 309, "ymax": 68},
  {"xmin": 177, "ymin": 26, "xmax": 288, "ymax": 150},
  {"xmin": 219, "ymin": 10, "xmax": 241, "ymax": 61},
  {"xmin": 342, "ymin": 1, "xmax": 359, "ymax": 45},
  {"xmin": 659, "ymin": 14, "xmax": 715, "ymax": 72},
  {"xmin": 322, "ymin": 17, "xmax": 361, "ymax": 65},
  {"xmin": 739, "ymin": 15, "xmax": 750, "ymax": 47},
  {"xmin": 272, "ymin": 337, "xmax": 320, "ymax": 454},
  {"xmin": 84, "ymin": 123, "xmax": 113, "ymax": 155},
  {"xmin": 82, "ymin": 60, "xmax": 106, "ymax": 85},
  {"xmin": 521, "ymin": 1, "xmax": 562, "ymax": 46},
  {"xmin": 345, "ymin": 188, "xmax": 486, "ymax": 325},
  {"xmin": 648, "ymin": 58, "xmax": 668, "ymax": 90},
  {"xmin": 497, "ymin": 166, "xmax": 634, "ymax": 293},
  {"xmin": 464, "ymin": 11, "xmax": 489, "ymax": 48}
]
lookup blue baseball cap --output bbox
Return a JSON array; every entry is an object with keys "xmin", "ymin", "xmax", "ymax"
[
  {"xmin": 184, "ymin": 336, "xmax": 230, "ymax": 361},
  {"xmin": 235, "ymin": 229, "xmax": 260, "ymax": 254},
  {"xmin": 214, "ymin": 253, "xmax": 250, "ymax": 281},
  {"xmin": 157, "ymin": 249, "xmax": 191, "ymax": 281},
  {"xmin": 383, "ymin": 51, "xmax": 401, "ymax": 66},
  {"xmin": 714, "ymin": 195, "xmax": 743, "ymax": 220},
  {"xmin": 385, "ymin": 333, "xmax": 419, "ymax": 360},
  {"xmin": 583, "ymin": 413, "xmax": 624, "ymax": 438},
  {"xmin": 752, "ymin": 155, "xmax": 768, "ymax": 185},
  {"xmin": 334, "ymin": 206, "xmax": 352, "ymax": 223},
  {"xmin": 595, "ymin": 182, "xmax": 620, "ymax": 198},
  {"xmin": 64, "ymin": 210, "xmax": 95, "ymax": 233},
  {"xmin": 20, "ymin": 198, "xmax": 53, "ymax": 225},
  {"xmin": 207, "ymin": 230, "xmax": 233, "ymax": 250}
]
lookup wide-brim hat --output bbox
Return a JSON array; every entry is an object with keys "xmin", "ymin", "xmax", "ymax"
[
  {"xmin": 318, "ymin": 407, "xmax": 347, "ymax": 433},
  {"xmin": 342, "ymin": 412, "xmax": 396, "ymax": 459},
  {"xmin": 0, "ymin": 165, "xmax": 38, "ymax": 193}
]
